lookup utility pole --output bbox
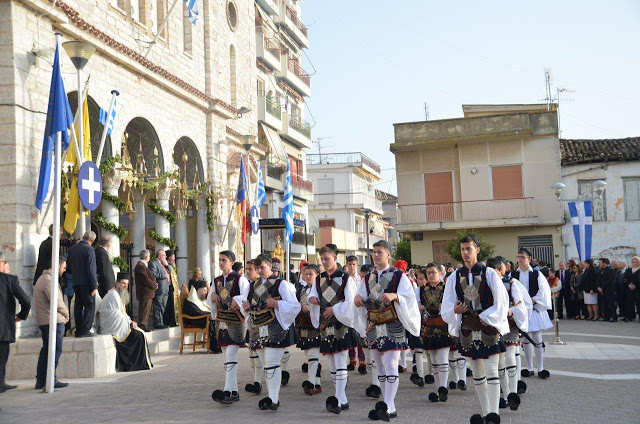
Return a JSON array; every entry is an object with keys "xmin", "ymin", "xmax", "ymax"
[{"xmin": 424, "ymin": 102, "xmax": 429, "ymax": 121}]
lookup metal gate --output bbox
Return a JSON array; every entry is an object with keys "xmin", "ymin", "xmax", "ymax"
[{"xmin": 518, "ymin": 235, "xmax": 554, "ymax": 268}]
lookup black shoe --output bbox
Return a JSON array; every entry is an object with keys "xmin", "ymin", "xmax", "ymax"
[
  {"xmin": 245, "ymin": 382, "xmax": 262, "ymax": 394},
  {"xmin": 428, "ymin": 392, "xmax": 439, "ymax": 402},
  {"xmin": 34, "ymin": 381, "xmax": 44, "ymax": 390},
  {"xmin": 521, "ymin": 369, "xmax": 533, "ymax": 378},
  {"xmin": 0, "ymin": 383, "xmax": 17, "ymax": 392},
  {"xmin": 499, "ymin": 398, "xmax": 508, "ymax": 409},
  {"xmin": 412, "ymin": 364, "xmax": 417, "ymax": 373},
  {"xmin": 212, "ymin": 390, "xmax": 237, "ymax": 404},
  {"xmin": 538, "ymin": 370, "xmax": 550, "ymax": 379},
  {"xmin": 398, "ymin": 365, "xmax": 405, "ymax": 373},
  {"xmin": 507, "ymin": 392, "xmax": 521, "ymax": 410},
  {"xmin": 326, "ymin": 396, "xmax": 341, "ymax": 414},
  {"xmin": 54, "ymin": 380, "xmax": 69, "ymax": 389},
  {"xmin": 517, "ymin": 380, "xmax": 527, "ymax": 394},
  {"xmin": 485, "ymin": 412, "xmax": 501, "ymax": 424},
  {"xmin": 347, "ymin": 363, "xmax": 355, "ymax": 371},
  {"xmin": 211, "ymin": 348, "xmax": 223, "ymax": 354},
  {"xmin": 466, "ymin": 368, "xmax": 473, "ymax": 377},
  {"xmin": 438, "ymin": 386, "xmax": 448, "ymax": 402},
  {"xmin": 470, "ymin": 414, "xmax": 484, "ymax": 424},
  {"xmin": 341, "ymin": 402, "xmax": 349, "ymax": 411},
  {"xmin": 258, "ymin": 397, "xmax": 278, "ymax": 410},
  {"xmin": 449, "ymin": 381, "xmax": 457, "ymax": 390},
  {"xmin": 390, "ymin": 411, "xmax": 398, "ymax": 419},
  {"xmin": 281, "ymin": 371, "xmax": 290, "ymax": 386},
  {"xmin": 410, "ymin": 373, "xmax": 424, "ymax": 387},
  {"xmin": 75, "ymin": 333, "xmax": 95, "ymax": 338},
  {"xmin": 375, "ymin": 401, "xmax": 390, "ymax": 422},
  {"xmin": 424, "ymin": 374, "xmax": 435, "ymax": 384},
  {"xmin": 457, "ymin": 380, "xmax": 467, "ymax": 391},
  {"xmin": 358, "ymin": 364, "xmax": 367, "ymax": 374},
  {"xmin": 302, "ymin": 363, "xmax": 308, "ymax": 373},
  {"xmin": 610, "ymin": 319, "xmax": 618, "ymax": 322},
  {"xmin": 366, "ymin": 384, "xmax": 381, "ymax": 398}
]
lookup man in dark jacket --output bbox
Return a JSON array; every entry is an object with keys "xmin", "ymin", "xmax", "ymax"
[
  {"xmin": 95, "ymin": 235, "xmax": 115, "ymax": 298},
  {"xmin": 67, "ymin": 231, "xmax": 98, "ymax": 337},
  {"xmin": 0, "ymin": 251, "xmax": 31, "ymax": 392},
  {"xmin": 597, "ymin": 258, "xmax": 617, "ymax": 322},
  {"xmin": 148, "ymin": 250, "xmax": 169, "ymax": 330},
  {"xmin": 33, "ymin": 224, "xmax": 57, "ymax": 285},
  {"xmin": 134, "ymin": 250, "xmax": 158, "ymax": 332}
]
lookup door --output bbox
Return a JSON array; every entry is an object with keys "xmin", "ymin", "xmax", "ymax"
[
  {"xmin": 518, "ymin": 235, "xmax": 554, "ymax": 268},
  {"xmin": 424, "ymin": 171, "xmax": 454, "ymax": 221},
  {"xmin": 432, "ymin": 240, "xmax": 456, "ymax": 266}
]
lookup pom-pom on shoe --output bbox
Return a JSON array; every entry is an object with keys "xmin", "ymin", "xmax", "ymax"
[{"xmin": 326, "ymin": 396, "xmax": 341, "ymax": 414}]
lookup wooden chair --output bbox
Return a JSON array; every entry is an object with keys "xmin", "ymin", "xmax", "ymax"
[{"xmin": 177, "ymin": 284, "xmax": 211, "ymax": 354}]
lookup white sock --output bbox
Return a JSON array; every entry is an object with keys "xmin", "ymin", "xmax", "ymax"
[
  {"xmin": 258, "ymin": 348, "xmax": 284, "ymax": 404},
  {"xmin": 400, "ymin": 348, "xmax": 407, "ymax": 368},
  {"xmin": 531, "ymin": 331, "xmax": 544, "ymax": 371},
  {"xmin": 498, "ymin": 353, "xmax": 508, "ymax": 400},
  {"xmin": 522, "ymin": 338, "xmax": 534, "ymax": 371},
  {"xmin": 435, "ymin": 348, "xmax": 450, "ymax": 388},
  {"xmin": 448, "ymin": 350, "xmax": 457, "ymax": 383},
  {"xmin": 365, "ymin": 348, "xmax": 380, "ymax": 387},
  {"xmin": 281, "ymin": 349, "xmax": 290, "ymax": 372},
  {"xmin": 382, "ymin": 350, "xmax": 401, "ymax": 414},
  {"xmin": 506, "ymin": 346, "xmax": 518, "ymax": 394},
  {"xmin": 415, "ymin": 349, "xmax": 425, "ymax": 378},
  {"xmin": 222, "ymin": 345, "xmax": 239, "ymax": 392},
  {"xmin": 307, "ymin": 348, "xmax": 320, "ymax": 386},
  {"xmin": 470, "ymin": 358, "xmax": 489, "ymax": 416},
  {"xmin": 426, "ymin": 350, "xmax": 433, "ymax": 377},
  {"xmin": 485, "ymin": 355, "xmax": 501, "ymax": 414},
  {"xmin": 334, "ymin": 350, "xmax": 349, "ymax": 405},
  {"xmin": 515, "ymin": 345, "xmax": 522, "ymax": 381},
  {"xmin": 459, "ymin": 356, "xmax": 468, "ymax": 383},
  {"xmin": 250, "ymin": 349, "xmax": 262, "ymax": 384},
  {"xmin": 371, "ymin": 349, "xmax": 386, "ymax": 395}
]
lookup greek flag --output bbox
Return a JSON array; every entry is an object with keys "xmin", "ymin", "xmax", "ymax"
[
  {"xmin": 255, "ymin": 161, "xmax": 266, "ymax": 208},
  {"xmin": 568, "ymin": 200, "xmax": 593, "ymax": 261},
  {"xmin": 98, "ymin": 97, "xmax": 116, "ymax": 136},
  {"xmin": 184, "ymin": 0, "xmax": 198, "ymax": 25},
  {"xmin": 282, "ymin": 161, "xmax": 294, "ymax": 243}
]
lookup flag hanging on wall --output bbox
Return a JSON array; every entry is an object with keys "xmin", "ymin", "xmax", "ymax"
[
  {"xmin": 568, "ymin": 200, "xmax": 593, "ymax": 261},
  {"xmin": 282, "ymin": 161, "xmax": 293, "ymax": 243}
]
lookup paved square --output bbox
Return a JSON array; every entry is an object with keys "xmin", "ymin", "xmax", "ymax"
[{"xmin": 1, "ymin": 320, "xmax": 639, "ymax": 423}]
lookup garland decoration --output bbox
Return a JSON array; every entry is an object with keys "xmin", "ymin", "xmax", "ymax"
[
  {"xmin": 148, "ymin": 199, "xmax": 176, "ymax": 225},
  {"xmin": 149, "ymin": 228, "xmax": 177, "ymax": 250},
  {"xmin": 102, "ymin": 191, "xmax": 127, "ymax": 214},
  {"xmin": 112, "ymin": 256, "xmax": 129, "ymax": 272},
  {"xmin": 95, "ymin": 213, "xmax": 127, "ymax": 239},
  {"xmin": 136, "ymin": 171, "xmax": 179, "ymax": 192},
  {"xmin": 99, "ymin": 155, "xmax": 124, "ymax": 175},
  {"xmin": 206, "ymin": 193, "xmax": 215, "ymax": 232}
]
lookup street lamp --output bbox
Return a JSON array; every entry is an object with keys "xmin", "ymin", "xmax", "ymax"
[
  {"xmin": 63, "ymin": 40, "xmax": 96, "ymax": 236},
  {"xmin": 549, "ymin": 179, "xmax": 607, "ymax": 345},
  {"xmin": 362, "ymin": 208, "xmax": 372, "ymax": 264}
]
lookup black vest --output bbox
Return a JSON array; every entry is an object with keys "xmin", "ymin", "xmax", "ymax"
[
  {"xmin": 454, "ymin": 264, "xmax": 494, "ymax": 311},
  {"xmin": 364, "ymin": 267, "xmax": 404, "ymax": 296},
  {"xmin": 511, "ymin": 269, "xmax": 539, "ymax": 298}
]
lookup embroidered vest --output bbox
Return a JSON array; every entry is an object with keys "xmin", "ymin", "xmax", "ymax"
[
  {"xmin": 420, "ymin": 282, "xmax": 445, "ymax": 317},
  {"xmin": 214, "ymin": 272, "xmax": 241, "ymax": 310},
  {"xmin": 249, "ymin": 275, "xmax": 282, "ymax": 310},
  {"xmin": 454, "ymin": 265, "xmax": 493, "ymax": 314},
  {"xmin": 511, "ymin": 270, "xmax": 539, "ymax": 299}
]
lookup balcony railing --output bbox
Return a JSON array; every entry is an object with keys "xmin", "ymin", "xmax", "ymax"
[
  {"xmin": 289, "ymin": 117, "xmax": 311, "ymax": 138},
  {"xmin": 292, "ymin": 173, "xmax": 313, "ymax": 192},
  {"xmin": 306, "ymin": 152, "xmax": 381, "ymax": 174},
  {"xmin": 287, "ymin": 58, "xmax": 311, "ymax": 87},
  {"xmin": 314, "ymin": 192, "xmax": 383, "ymax": 211},
  {"xmin": 285, "ymin": 5, "xmax": 308, "ymax": 36},
  {"xmin": 267, "ymin": 161, "xmax": 285, "ymax": 179},
  {"xmin": 263, "ymin": 36, "xmax": 282, "ymax": 59},
  {"xmin": 266, "ymin": 99, "xmax": 281, "ymax": 119},
  {"xmin": 397, "ymin": 198, "xmax": 536, "ymax": 225},
  {"xmin": 293, "ymin": 231, "xmax": 315, "ymax": 246}
]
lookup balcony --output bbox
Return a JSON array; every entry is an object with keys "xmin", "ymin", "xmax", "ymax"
[
  {"xmin": 258, "ymin": 94, "xmax": 282, "ymax": 130},
  {"xmin": 358, "ymin": 233, "xmax": 385, "ymax": 250},
  {"xmin": 313, "ymin": 192, "xmax": 383, "ymax": 214},
  {"xmin": 317, "ymin": 227, "xmax": 358, "ymax": 251},
  {"xmin": 276, "ymin": 57, "xmax": 311, "ymax": 97},
  {"xmin": 281, "ymin": 112, "xmax": 312, "ymax": 149},
  {"xmin": 291, "ymin": 231, "xmax": 316, "ymax": 255},
  {"xmin": 256, "ymin": 27, "xmax": 282, "ymax": 70},
  {"xmin": 256, "ymin": 0, "xmax": 279, "ymax": 16},
  {"xmin": 292, "ymin": 173, "xmax": 313, "ymax": 201},
  {"xmin": 307, "ymin": 152, "xmax": 381, "ymax": 176},
  {"xmin": 265, "ymin": 161, "xmax": 285, "ymax": 190},
  {"xmin": 396, "ymin": 197, "xmax": 538, "ymax": 231},
  {"xmin": 275, "ymin": 3, "xmax": 309, "ymax": 48}
]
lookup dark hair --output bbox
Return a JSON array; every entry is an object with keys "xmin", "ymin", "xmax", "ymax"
[
  {"xmin": 495, "ymin": 255, "xmax": 507, "ymax": 264},
  {"xmin": 346, "ymin": 255, "xmax": 358, "ymax": 263},
  {"xmin": 246, "ymin": 259, "xmax": 255, "ymax": 266},
  {"xmin": 599, "ymin": 258, "xmax": 610, "ymax": 265},
  {"xmin": 220, "ymin": 250, "xmax": 236, "ymax": 262},
  {"xmin": 304, "ymin": 264, "xmax": 320, "ymax": 275},
  {"xmin": 517, "ymin": 247, "xmax": 532, "ymax": 258},
  {"xmin": 232, "ymin": 262, "xmax": 243, "ymax": 272},
  {"xmin": 486, "ymin": 257, "xmax": 502, "ymax": 270},
  {"xmin": 425, "ymin": 262, "xmax": 439, "ymax": 269},
  {"xmin": 325, "ymin": 244, "xmax": 339, "ymax": 255},
  {"xmin": 319, "ymin": 246, "xmax": 338, "ymax": 256},
  {"xmin": 585, "ymin": 259, "xmax": 594, "ymax": 267},
  {"xmin": 372, "ymin": 240, "xmax": 392, "ymax": 252},
  {"xmin": 360, "ymin": 264, "xmax": 373, "ymax": 273},
  {"xmin": 59, "ymin": 256, "xmax": 67, "ymax": 264},
  {"xmin": 417, "ymin": 268, "xmax": 429, "ymax": 280},
  {"xmin": 459, "ymin": 234, "xmax": 479, "ymax": 248},
  {"xmin": 539, "ymin": 260, "xmax": 547, "ymax": 267},
  {"xmin": 254, "ymin": 256, "xmax": 272, "ymax": 266}
]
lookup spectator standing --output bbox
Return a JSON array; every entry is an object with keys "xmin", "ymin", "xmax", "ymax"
[
  {"xmin": 0, "ymin": 251, "xmax": 31, "ymax": 392},
  {"xmin": 597, "ymin": 258, "xmax": 617, "ymax": 322},
  {"xmin": 33, "ymin": 224, "xmax": 61, "ymax": 285},
  {"xmin": 624, "ymin": 257, "xmax": 640, "ymax": 322},
  {"xmin": 148, "ymin": 250, "xmax": 169, "ymax": 330},
  {"xmin": 163, "ymin": 250, "xmax": 179, "ymax": 328},
  {"xmin": 34, "ymin": 257, "xmax": 69, "ymax": 390},
  {"xmin": 95, "ymin": 235, "xmax": 115, "ymax": 298},
  {"xmin": 557, "ymin": 261, "xmax": 572, "ymax": 319},
  {"xmin": 569, "ymin": 262, "xmax": 585, "ymax": 320},
  {"xmin": 134, "ymin": 250, "xmax": 157, "ymax": 331},
  {"xmin": 67, "ymin": 231, "xmax": 98, "ymax": 337},
  {"xmin": 582, "ymin": 259, "xmax": 598, "ymax": 320},
  {"xmin": 614, "ymin": 261, "xmax": 626, "ymax": 320}
]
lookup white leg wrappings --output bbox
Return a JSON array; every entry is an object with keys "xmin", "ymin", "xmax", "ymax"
[
  {"xmin": 435, "ymin": 348, "xmax": 450, "ymax": 388},
  {"xmin": 370, "ymin": 349, "xmax": 386, "ymax": 396},
  {"xmin": 498, "ymin": 352, "xmax": 508, "ymax": 399},
  {"xmin": 485, "ymin": 355, "xmax": 501, "ymax": 415},
  {"xmin": 470, "ymin": 358, "xmax": 489, "ymax": 417},
  {"xmin": 334, "ymin": 350, "xmax": 349, "ymax": 405},
  {"xmin": 222, "ymin": 345, "xmax": 239, "ymax": 392},
  {"xmin": 307, "ymin": 348, "xmax": 320, "ymax": 386},
  {"xmin": 415, "ymin": 349, "xmax": 425, "ymax": 378},
  {"xmin": 382, "ymin": 350, "xmax": 401, "ymax": 414},
  {"xmin": 522, "ymin": 337, "xmax": 534, "ymax": 371},
  {"xmin": 280, "ymin": 349, "xmax": 290, "ymax": 372},
  {"xmin": 531, "ymin": 331, "xmax": 544, "ymax": 372},
  {"xmin": 258, "ymin": 348, "xmax": 284, "ymax": 404},
  {"xmin": 505, "ymin": 346, "xmax": 518, "ymax": 394},
  {"xmin": 515, "ymin": 345, "xmax": 522, "ymax": 381}
]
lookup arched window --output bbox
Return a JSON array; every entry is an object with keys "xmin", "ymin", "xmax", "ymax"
[
  {"xmin": 230, "ymin": 45, "xmax": 237, "ymax": 107},
  {"xmin": 123, "ymin": 117, "xmax": 164, "ymax": 176},
  {"xmin": 173, "ymin": 137, "xmax": 204, "ymax": 189},
  {"xmin": 67, "ymin": 91, "xmax": 112, "ymax": 163}
]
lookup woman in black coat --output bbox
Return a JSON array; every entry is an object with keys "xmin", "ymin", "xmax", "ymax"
[
  {"xmin": 582, "ymin": 259, "xmax": 598, "ymax": 320},
  {"xmin": 569, "ymin": 263, "xmax": 586, "ymax": 320}
]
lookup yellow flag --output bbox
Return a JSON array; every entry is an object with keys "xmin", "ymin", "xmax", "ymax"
[{"xmin": 64, "ymin": 94, "xmax": 91, "ymax": 234}]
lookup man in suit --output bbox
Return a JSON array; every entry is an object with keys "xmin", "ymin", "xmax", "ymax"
[
  {"xmin": 597, "ymin": 258, "xmax": 617, "ymax": 322},
  {"xmin": 0, "ymin": 251, "xmax": 31, "ymax": 392},
  {"xmin": 67, "ymin": 231, "xmax": 98, "ymax": 337},
  {"xmin": 134, "ymin": 250, "xmax": 157, "ymax": 332},
  {"xmin": 95, "ymin": 235, "xmax": 115, "ymax": 298},
  {"xmin": 34, "ymin": 225, "xmax": 54, "ymax": 285},
  {"xmin": 556, "ymin": 261, "xmax": 573, "ymax": 319},
  {"xmin": 149, "ymin": 250, "xmax": 170, "ymax": 330}
]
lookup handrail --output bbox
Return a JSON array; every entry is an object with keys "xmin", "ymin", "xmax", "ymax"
[
  {"xmin": 287, "ymin": 58, "xmax": 310, "ymax": 86},
  {"xmin": 306, "ymin": 152, "xmax": 381, "ymax": 174},
  {"xmin": 285, "ymin": 5, "xmax": 308, "ymax": 36},
  {"xmin": 398, "ymin": 197, "xmax": 535, "ymax": 207}
]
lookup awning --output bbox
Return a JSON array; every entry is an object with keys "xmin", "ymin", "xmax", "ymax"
[{"xmin": 260, "ymin": 122, "xmax": 288, "ymax": 164}]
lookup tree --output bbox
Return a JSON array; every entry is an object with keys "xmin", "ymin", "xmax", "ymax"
[
  {"xmin": 393, "ymin": 238, "xmax": 412, "ymax": 265},
  {"xmin": 445, "ymin": 229, "xmax": 495, "ymax": 263}
]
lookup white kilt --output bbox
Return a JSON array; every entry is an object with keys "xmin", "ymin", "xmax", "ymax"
[{"xmin": 528, "ymin": 308, "xmax": 552, "ymax": 332}]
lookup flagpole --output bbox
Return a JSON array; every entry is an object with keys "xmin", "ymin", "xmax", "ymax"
[
  {"xmin": 46, "ymin": 35, "xmax": 64, "ymax": 394},
  {"xmin": 76, "ymin": 68, "xmax": 86, "ymax": 236},
  {"xmin": 144, "ymin": 0, "xmax": 180, "ymax": 60},
  {"xmin": 96, "ymin": 90, "xmax": 119, "ymax": 167}
]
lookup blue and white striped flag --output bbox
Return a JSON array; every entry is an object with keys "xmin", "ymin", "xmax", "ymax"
[
  {"xmin": 282, "ymin": 161, "xmax": 294, "ymax": 243},
  {"xmin": 184, "ymin": 0, "xmax": 198, "ymax": 25},
  {"xmin": 255, "ymin": 161, "xmax": 266, "ymax": 208},
  {"xmin": 98, "ymin": 97, "xmax": 117, "ymax": 136},
  {"xmin": 568, "ymin": 200, "xmax": 593, "ymax": 261}
]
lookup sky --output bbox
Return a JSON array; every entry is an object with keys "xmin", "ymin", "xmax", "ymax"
[{"xmin": 300, "ymin": 0, "xmax": 640, "ymax": 195}]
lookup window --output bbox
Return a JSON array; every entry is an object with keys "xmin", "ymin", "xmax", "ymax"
[
  {"xmin": 183, "ymin": 0, "xmax": 193, "ymax": 54},
  {"xmin": 624, "ymin": 178, "xmax": 640, "ymax": 221},
  {"xmin": 226, "ymin": 0, "xmax": 238, "ymax": 31},
  {"xmin": 578, "ymin": 179, "xmax": 607, "ymax": 221},
  {"xmin": 229, "ymin": 45, "xmax": 237, "ymax": 107},
  {"xmin": 319, "ymin": 219, "xmax": 335, "ymax": 228},
  {"xmin": 491, "ymin": 165, "xmax": 523, "ymax": 199},
  {"xmin": 257, "ymin": 78, "xmax": 265, "ymax": 96}
]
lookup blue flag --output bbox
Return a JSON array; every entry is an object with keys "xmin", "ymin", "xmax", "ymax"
[
  {"xmin": 255, "ymin": 161, "xmax": 266, "ymax": 208},
  {"xmin": 568, "ymin": 200, "xmax": 593, "ymax": 261},
  {"xmin": 282, "ymin": 161, "xmax": 294, "ymax": 243},
  {"xmin": 98, "ymin": 97, "xmax": 116, "ymax": 136},
  {"xmin": 184, "ymin": 0, "xmax": 198, "ymax": 25},
  {"xmin": 35, "ymin": 43, "xmax": 74, "ymax": 211}
]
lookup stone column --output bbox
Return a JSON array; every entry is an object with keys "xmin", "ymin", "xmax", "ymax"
[
  {"xmin": 154, "ymin": 184, "xmax": 172, "ymax": 252},
  {"xmin": 131, "ymin": 189, "xmax": 146, "ymax": 318},
  {"xmin": 101, "ymin": 166, "xmax": 127, "ymax": 257},
  {"xmin": 197, "ymin": 197, "xmax": 211, "ymax": 283},
  {"xmin": 175, "ymin": 216, "xmax": 188, "ymax": 285}
]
